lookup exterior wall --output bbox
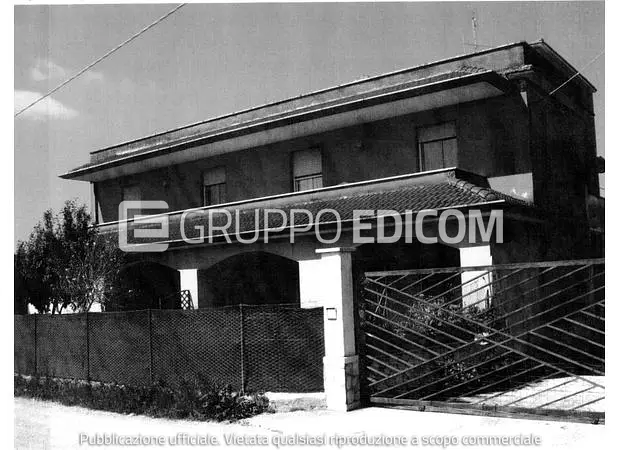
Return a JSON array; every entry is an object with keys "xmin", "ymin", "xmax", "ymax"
[
  {"xmin": 522, "ymin": 58, "xmax": 599, "ymax": 219},
  {"xmin": 493, "ymin": 217, "xmax": 603, "ymax": 264},
  {"xmin": 457, "ymin": 94, "xmax": 531, "ymax": 177},
  {"xmin": 492, "ymin": 221, "xmax": 545, "ymax": 264},
  {"xmin": 96, "ymin": 94, "xmax": 530, "ymax": 223}
]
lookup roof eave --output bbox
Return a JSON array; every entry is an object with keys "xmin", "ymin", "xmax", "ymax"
[
  {"xmin": 529, "ymin": 40, "xmax": 598, "ymax": 93},
  {"xmin": 86, "ymin": 41, "xmax": 528, "ymax": 159},
  {"xmin": 61, "ymin": 71, "xmax": 512, "ymax": 181}
]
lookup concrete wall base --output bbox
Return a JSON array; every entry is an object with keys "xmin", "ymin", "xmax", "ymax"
[{"xmin": 323, "ymin": 355, "xmax": 361, "ymax": 411}]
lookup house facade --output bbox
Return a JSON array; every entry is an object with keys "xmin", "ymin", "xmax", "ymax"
[{"xmin": 61, "ymin": 41, "xmax": 603, "ymax": 410}]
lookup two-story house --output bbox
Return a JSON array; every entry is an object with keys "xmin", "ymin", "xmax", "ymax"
[{"xmin": 61, "ymin": 40, "xmax": 603, "ymax": 313}]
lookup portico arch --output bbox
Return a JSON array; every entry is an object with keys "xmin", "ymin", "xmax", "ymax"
[
  {"xmin": 110, "ymin": 261, "xmax": 180, "ymax": 311},
  {"xmin": 198, "ymin": 251, "xmax": 300, "ymax": 307}
]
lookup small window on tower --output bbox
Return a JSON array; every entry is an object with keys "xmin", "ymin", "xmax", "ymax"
[
  {"xmin": 203, "ymin": 167, "xmax": 226, "ymax": 206},
  {"xmin": 293, "ymin": 149, "xmax": 323, "ymax": 192}
]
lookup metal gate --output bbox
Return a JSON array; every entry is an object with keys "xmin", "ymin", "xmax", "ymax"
[{"xmin": 360, "ymin": 259, "xmax": 604, "ymax": 423}]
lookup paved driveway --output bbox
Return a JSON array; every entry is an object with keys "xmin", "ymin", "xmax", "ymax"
[{"xmin": 15, "ymin": 397, "xmax": 606, "ymax": 450}]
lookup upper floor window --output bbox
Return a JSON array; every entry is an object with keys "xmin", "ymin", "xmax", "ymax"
[
  {"xmin": 293, "ymin": 149, "xmax": 323, "ymax": 192},
  {"xmin": 418, "ymin": 122, "xmax": 457, "ymax": 171},
  {"xmin": 203, "ymin": 167, "xmax": 226, "ymax": 206}
]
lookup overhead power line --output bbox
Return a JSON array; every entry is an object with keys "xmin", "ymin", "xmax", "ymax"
[
  {"xmin": 547, "ymin": 50, "xmax": 604, "ymax": 97},
  {"xmin": 15, "ymin": 3, "xmax": 187, "ymax": 118}
]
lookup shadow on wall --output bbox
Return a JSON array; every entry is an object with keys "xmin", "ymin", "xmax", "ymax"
[
  {"xmin": 353, "ymin": 241, "xmax": 461, "ymax": 274},
  {"xmin": 109, "ymin": 262, "xmax": 181, "ymax": 311},
  {"xmin": 352, "ymin": 240, "xmax": 461, "ymax": 314},
  {"xmin": 201, "ymin": 252, "xmax": 300, "ymax": 307}
]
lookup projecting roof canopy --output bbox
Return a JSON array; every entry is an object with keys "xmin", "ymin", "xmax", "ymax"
[
  {"xmin": 62, "ymin": 71, "xmax": 510, "ymax": 182},
  {"xmin": 62, "ymin": 40, "xmax": 595, "ymax": 183}
]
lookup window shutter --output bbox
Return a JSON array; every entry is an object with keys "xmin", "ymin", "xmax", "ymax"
[
  {"xmin": 203, "ymin": 167, "xmax": 226, "ymax": 185},
  {"xmin": 442, "ymin": 138, "xmax": 458, "ymax": 166},
  {"xmin": 421, "ymin": 141, "xmax": 444, "ymax": 171},
  {"xmin": 418, "ymin": 122, "xmax": 456, "ymax": 142},
  {"xmin": 293, "ymin": 149, "xmax": 322, "ymax": 178}
]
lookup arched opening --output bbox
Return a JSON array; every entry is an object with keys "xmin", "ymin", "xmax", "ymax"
[
  {"xmin": 109, "ymin": 262, "xmax": 180, "ymax": 311},
  {"xmin": 200, "ymin": 252, "xmax": 300, "ymax": 307}
]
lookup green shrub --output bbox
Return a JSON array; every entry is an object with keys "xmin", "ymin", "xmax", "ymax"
[{"xmin": 14, "ymin": 374, "xmax": 272, "ymax": 422}]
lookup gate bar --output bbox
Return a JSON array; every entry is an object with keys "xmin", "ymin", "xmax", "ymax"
[
  {"xmin": 365, "ymin": 283, "xmax": 604, "ymax": 394},
  {"xmin": 365, "ymin": 258, "xmax": 604, "ymax": 277}
]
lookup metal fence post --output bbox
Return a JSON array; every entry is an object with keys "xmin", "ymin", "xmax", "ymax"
[
  {"xmin": 85, "ymin": 312, "xmax": 90, "ymax": 381},
  {"xmin": 33, "ymin": 313, "xmax": 38, "ymax": 375},
  {"xmin": 239, "ymin": 304, "xmax": 246, "ymax": 394},
  {"xmin": 148, "ymin": 309, "xmax": 154, "ymax": 384}
]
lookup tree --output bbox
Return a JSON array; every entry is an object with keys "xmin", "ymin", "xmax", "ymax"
[
  {"xmin": 15, "ymin": 200, "xmax": 126, "ymax": 314},
  {"xmin": 56, "ymin": 233, "xmax": 126, "ymax": 312},
  {"xmin": 15, "ymin": 209, "xmax": 60, "ymax": 313}
]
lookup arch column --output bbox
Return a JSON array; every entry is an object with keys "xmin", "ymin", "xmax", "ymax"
[{"xmin": 315, "ymin": 247, "xmax": 360, "ymax": 411}]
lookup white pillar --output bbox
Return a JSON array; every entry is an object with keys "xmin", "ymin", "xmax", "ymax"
[
  {"xmin": 179, "ymin": 269, "xmax": 199, "ymax": 309},
  {"xmin": 315, "ymin": 247, "xmax": 360, "ymax": 411},
  {"xmin": 298, "ymin": 258, "xmax": 327, "ymax": 308},
  {"xmin": 459, "ymin": 245, "xmax": 493, "ymax": 309}
]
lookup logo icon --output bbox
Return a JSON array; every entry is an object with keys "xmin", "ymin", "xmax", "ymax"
[{"xmin": 118, "ymin": 201, "xmax": 169, "ymax": 252}]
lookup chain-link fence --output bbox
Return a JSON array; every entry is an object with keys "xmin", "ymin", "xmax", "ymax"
[{"xmin": 14, "ymin": 304, "xmax": 324, "ymax": 392}]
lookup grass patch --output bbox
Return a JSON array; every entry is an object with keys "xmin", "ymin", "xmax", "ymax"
[{"xmin": 14, "ymin": 374, "xmax": 272, "ymax": 422}]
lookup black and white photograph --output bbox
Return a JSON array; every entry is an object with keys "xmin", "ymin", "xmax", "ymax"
[{"xmin": 12, "ymin": 1, "xmax": 608, "ymax": 449}]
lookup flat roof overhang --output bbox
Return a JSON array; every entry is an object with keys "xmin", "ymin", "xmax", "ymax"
[{"xmin": 61, "ymin": 71, "xmax": 511, "ymax": 182}]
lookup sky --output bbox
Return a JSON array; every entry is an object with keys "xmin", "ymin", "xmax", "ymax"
[{"xmin": 14, "ymin": 1, "xmax": 605, "ymax": 245}]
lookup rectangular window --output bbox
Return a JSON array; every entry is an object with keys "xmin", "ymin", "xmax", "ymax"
[
  {"xmin": 203, "ymin": 167, "xmax": 226, "ymax": 206},
  {"xmin": 293, "ymin": 149, "xmax": 323, "ymax": 192},
  {"xmin": 418, "ymin": 122, "xmax": 458, "ymax": 171}
]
